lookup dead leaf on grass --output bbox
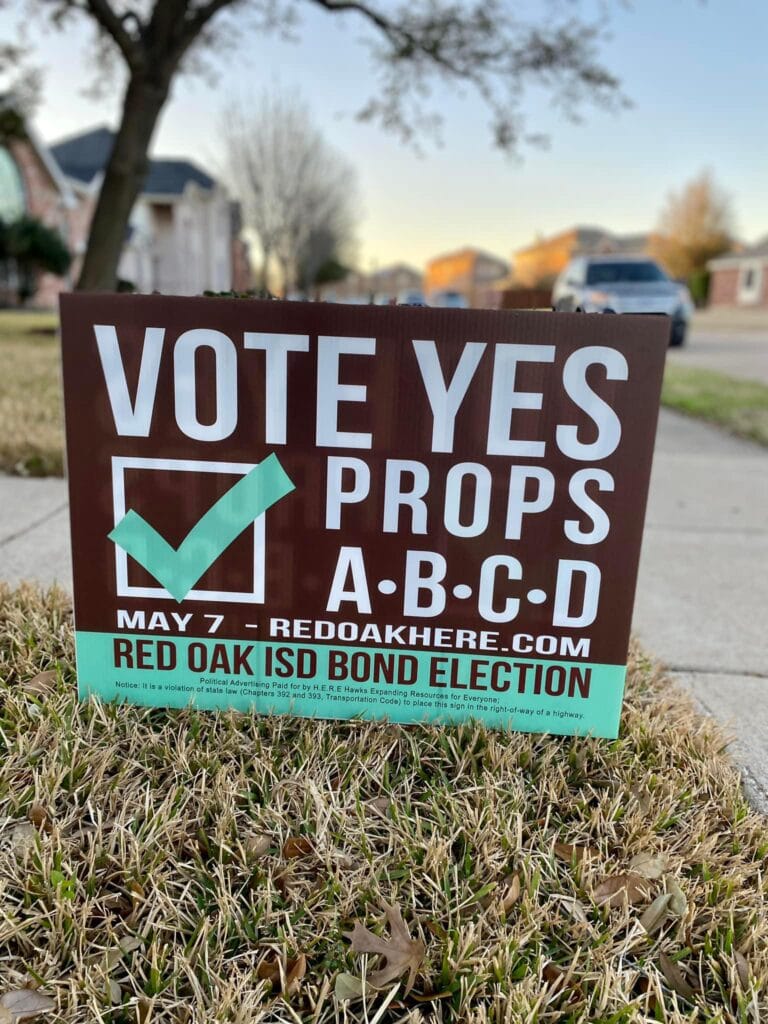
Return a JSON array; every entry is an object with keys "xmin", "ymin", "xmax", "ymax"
[
  {"xmin": 28, "ymin": 804, "xmax": 50, "ymax": 833},
  {"xmin": 21, "ymin": 671, "xmax": 56, "ymax": 697},
  {"xmin": 734, "ymin": 950, "xmax": 750, "ymax": 989},
  {"xmin": 640, "ymin": 893, "xmax": 674, "ymax": 935},
  {"xmin": 630, "ymin": 852, "xmax": 671, "ymax": 880},
  {"xmin": 257, "ymin": 953, "xmax": 307, "ymax": 997},
  {"xmin": 367, "ymin": 797, "xmax": 390, "ymax": 815},
  {"xmin": 282, "ymin": 836, "xmax": 314, "ymax": 860},
  {"xmin": 346, "ymin": 903, "xmax": 425, "ymax": 994},
  {"xmin": 334, "ymin": 972, "xmax": 364, "ymax": 1004},
  {"xmin": 554, "ymin": 895, "xmax": 590, "ymax": 925},
  {"xmin": 542, "ymin": 963, "xmax": 565, "ymax": 987},
  {"xmin": 480, "ymin": 873, "xmax": 520, "ymax": 913},
  {"xmin": 659, "ymin": 952, "xmax": 698, "ymax": 1002},
  {"xmin": 594, "ymin": 872, "xmax": 649, "ymax": 908},
  {"xmin": 8, "ymin": 823, "xmax": 37, "ymax": 856},
  {"xmin": 499, "ymin": 873, "xmax": 521, "ymax": 913},
  {"xmin": 118, "ymin": 936, "xmax": 142, "ymax": 954},
  {"xmin": 554, "ymin": 843, "xmax": 598, "ymax": 863},
  {"xmin": 666, "ymin": 878, "xmax": 687, "ymax": 918},
  {"xmin": 107, "ymin": 979, "xmax": 122, "ymax": 1005},
  {"xmin": 0, "ymin": 989, "xmax": 56, "ymax": 1022},
  {"xmin": 245, "ymin": 835, "xmax": 271, "ymax": 858}
]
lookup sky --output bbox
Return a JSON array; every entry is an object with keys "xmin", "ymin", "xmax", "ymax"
[{"xmin": 3, "ymin": 0, "xmax": 768, "ymax": 271}]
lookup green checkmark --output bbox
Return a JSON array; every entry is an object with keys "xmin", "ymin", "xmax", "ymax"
[{"xmin": 109, "ymin": 453, "xmax": 294, "ymax": 603}]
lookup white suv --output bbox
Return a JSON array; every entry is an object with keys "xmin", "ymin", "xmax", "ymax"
[{"xmin": 552, "ymin": 255, "xmax": 693, "ymax": 346}]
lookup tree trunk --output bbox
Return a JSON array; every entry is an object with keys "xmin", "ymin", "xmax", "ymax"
[{"xmin": 76, "ymin": 73, "xmax": 170, "ymax": 292}]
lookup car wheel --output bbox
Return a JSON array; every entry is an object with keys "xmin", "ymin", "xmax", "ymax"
[{"xmin": 669, "ymin": 321, "xmax": 687, "ymax": 347}]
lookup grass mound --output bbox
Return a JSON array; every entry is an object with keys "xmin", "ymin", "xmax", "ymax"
[{"xmin": 0, "ymin": 583, "xmax": 766, "ymax": 1023}]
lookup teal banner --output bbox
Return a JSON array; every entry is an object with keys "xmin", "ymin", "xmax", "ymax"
[{"xmin": 75, "ymin": 631, "xmax": 626, "ymax": 737}]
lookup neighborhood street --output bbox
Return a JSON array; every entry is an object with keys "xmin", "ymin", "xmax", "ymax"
[{"xmin": 678, "ymin": 312, "xmax": 768, "ymax": 383}]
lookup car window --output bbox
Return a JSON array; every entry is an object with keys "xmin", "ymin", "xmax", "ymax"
[{"xmin": 585, "ymin": 261, "xmax": 668, "ymax": 285}]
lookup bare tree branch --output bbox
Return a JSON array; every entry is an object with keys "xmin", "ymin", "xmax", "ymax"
[
  {"xmin": 222, "ymin": 89, "xmax": 357, "ymax": 295},
  {"xmin": 83, "ymin": 0, "xmax": 143, "ymax": 68}
]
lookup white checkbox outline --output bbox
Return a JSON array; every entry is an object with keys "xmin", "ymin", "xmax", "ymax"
[{"xmin": 111, "ymin": 456, "xmax": 266, "ymax": 604}]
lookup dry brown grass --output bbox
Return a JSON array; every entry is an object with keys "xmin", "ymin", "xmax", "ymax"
[
  {"xmin": 0, "ymin": 311, "xmax": 63, "ymax": 476},
  {"xmin": 0, "ymin": 583, "xmax": 766, "ymax": 1023}
]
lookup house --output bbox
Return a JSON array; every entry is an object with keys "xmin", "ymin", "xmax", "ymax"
[
  {"xmin": 512, "ymin": 226, "xmax": 655, "ymax": 288},
  {"xmin": 424, "ymin": 247, "xmax": 509, "ymax": 307},
  {"xmin": 708, "ymin": 239, "xmax": 768, "ymax": 307},
  {"xmin": 0, "ymin": 113, "xmax": 250, "ymax": 306},
  {"xmin": 0, "ymin": 121, "xmax": 81, "ymax": 306},
  {"xmin": 51, "ymin": 126, "xmax": 251, "ymax": 296}
]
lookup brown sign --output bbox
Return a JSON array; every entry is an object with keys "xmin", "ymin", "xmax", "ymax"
[{"xmin": 60, "ymin": 294, "xmax": 667, "ymax": 736}]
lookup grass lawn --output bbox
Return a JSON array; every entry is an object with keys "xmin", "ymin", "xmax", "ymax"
[
  {"xmin": 662, "ymin": 364, "xmax": 768, "ymax": 447},
  {"xmin": 0, "ymin": 310, "xmax": 63, "ymax": 477},
  {"xmin": 0, "ymin": 584, "xmax": 765, "ymax": 1023}
]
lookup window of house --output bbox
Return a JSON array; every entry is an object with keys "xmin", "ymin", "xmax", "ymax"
[{"xmin": 0, "ymin": 145, "xmax": 26, "ymax": 222}]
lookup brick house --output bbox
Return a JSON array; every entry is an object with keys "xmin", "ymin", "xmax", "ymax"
[
  {"xmin": 512, "ymin": 226, "xmax": 655, "ymax": 288},
  {"xmin": 424, "ymin": 247, "xmax": 509, "ymax": 307},
  {"xmin": 1, "ymin": 118, "xmax": 250, "ymax": 306},
  {"xmin": 708, "ymin": 240, "xmax": 768, "ymax": 307},
  {"xmin": 1, "ymin": 125, "xmax": 82, "ymax": 306}
]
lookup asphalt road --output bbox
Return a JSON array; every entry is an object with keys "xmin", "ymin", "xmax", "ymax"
[{"xmin": 672, "ymin": 319, "xmax": 768, "ymax": 384}]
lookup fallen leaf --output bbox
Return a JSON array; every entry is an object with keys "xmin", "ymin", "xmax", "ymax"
[
  {"xmin": 107, "ymin": 979, "xmax": 122, "ymax": 1005},
  {"xmin": 28, "ymin": 804, "xmax": 50, "ymax": 833},
  {"xmin": 118, "ymin": 936, "xmax": 142, "ymax": 954},
  {"xmin": 594, "ymin": 873, "xmax": 649, "ymax": 908},
  {"xmin": 630, "ymin": 852, "xmax": 671, "ymax": 880},
  {"xmin": 257, "ymin": 953, "xmax": 307, "ymax": 997},
  {"xmin": 334, "ymin": 972, "xmax": 364, "ymax": 1004},
  {"xmin": 21, "ymin": 671, "xmax": 56, "ymax": 697},
  {"xmin": 554, "ymin": 843, "xmax": 598, "ymax": 863},
  {"xmin": 499, "ymin": 873, "xmax": 521, "ymax": 913},
  {"xmin": 734, "ymin": 950, "xmax": 750, "ymax": 990},
  {"xmin": 659, "ymin": 952, "xmax": 698, "ymax": 1002},
  {"xmin": 554, "ymin": 895, "xmax": 590, "ymax": 925},
  {"xmin": 282, "ymin": 836, "xmax": 314, "ymax": 860},
  {"xmin": 346, "ymin": 903, "xmax": 425, "ymax": 994},
  {"xmin": 367, "ymin": 797, "xmax": 390, "ymax": 815},
  {"xmin": 245, "ymin": 835, "xmax": 271, "ymax": 857},
  {"xmin": 640, "ymin": 893, "xmax": 674, "ymax": 935},
  {"xmin": 0, "ymin": 989, "xmax": 56, "ymax": 1022},
  {"xmin": 9, "ymin": 823, "xmax": 37, "ymax": 856},
  {"xmin": 542, "ymin": 963, "xmax": 565, "ymax": 987},
  {"xmin": 666, "ymin": 879, "xmax": 687, "ymax": 918}
]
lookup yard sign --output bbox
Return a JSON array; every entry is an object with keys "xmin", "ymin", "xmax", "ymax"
[{"xmin": 60, "ymin": 295, "xmax": 668, "ymax": 737}]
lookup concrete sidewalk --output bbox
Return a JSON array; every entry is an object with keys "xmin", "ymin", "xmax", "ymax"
[
  {"xmin": 634, "ymin": 409, "xmax": 768, "ymax": 811},
  {"xmin": 0, "ymin": 476, "xmax": 70, "ymax": 586},
  {"xmin": 1, "ymin": 410, "xmax": 767, "ymax": 808}
]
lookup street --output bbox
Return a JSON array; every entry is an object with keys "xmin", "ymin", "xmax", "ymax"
[{"xmin": 675, "ymin": 311, "xmax": 768, "ymax": 383}]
